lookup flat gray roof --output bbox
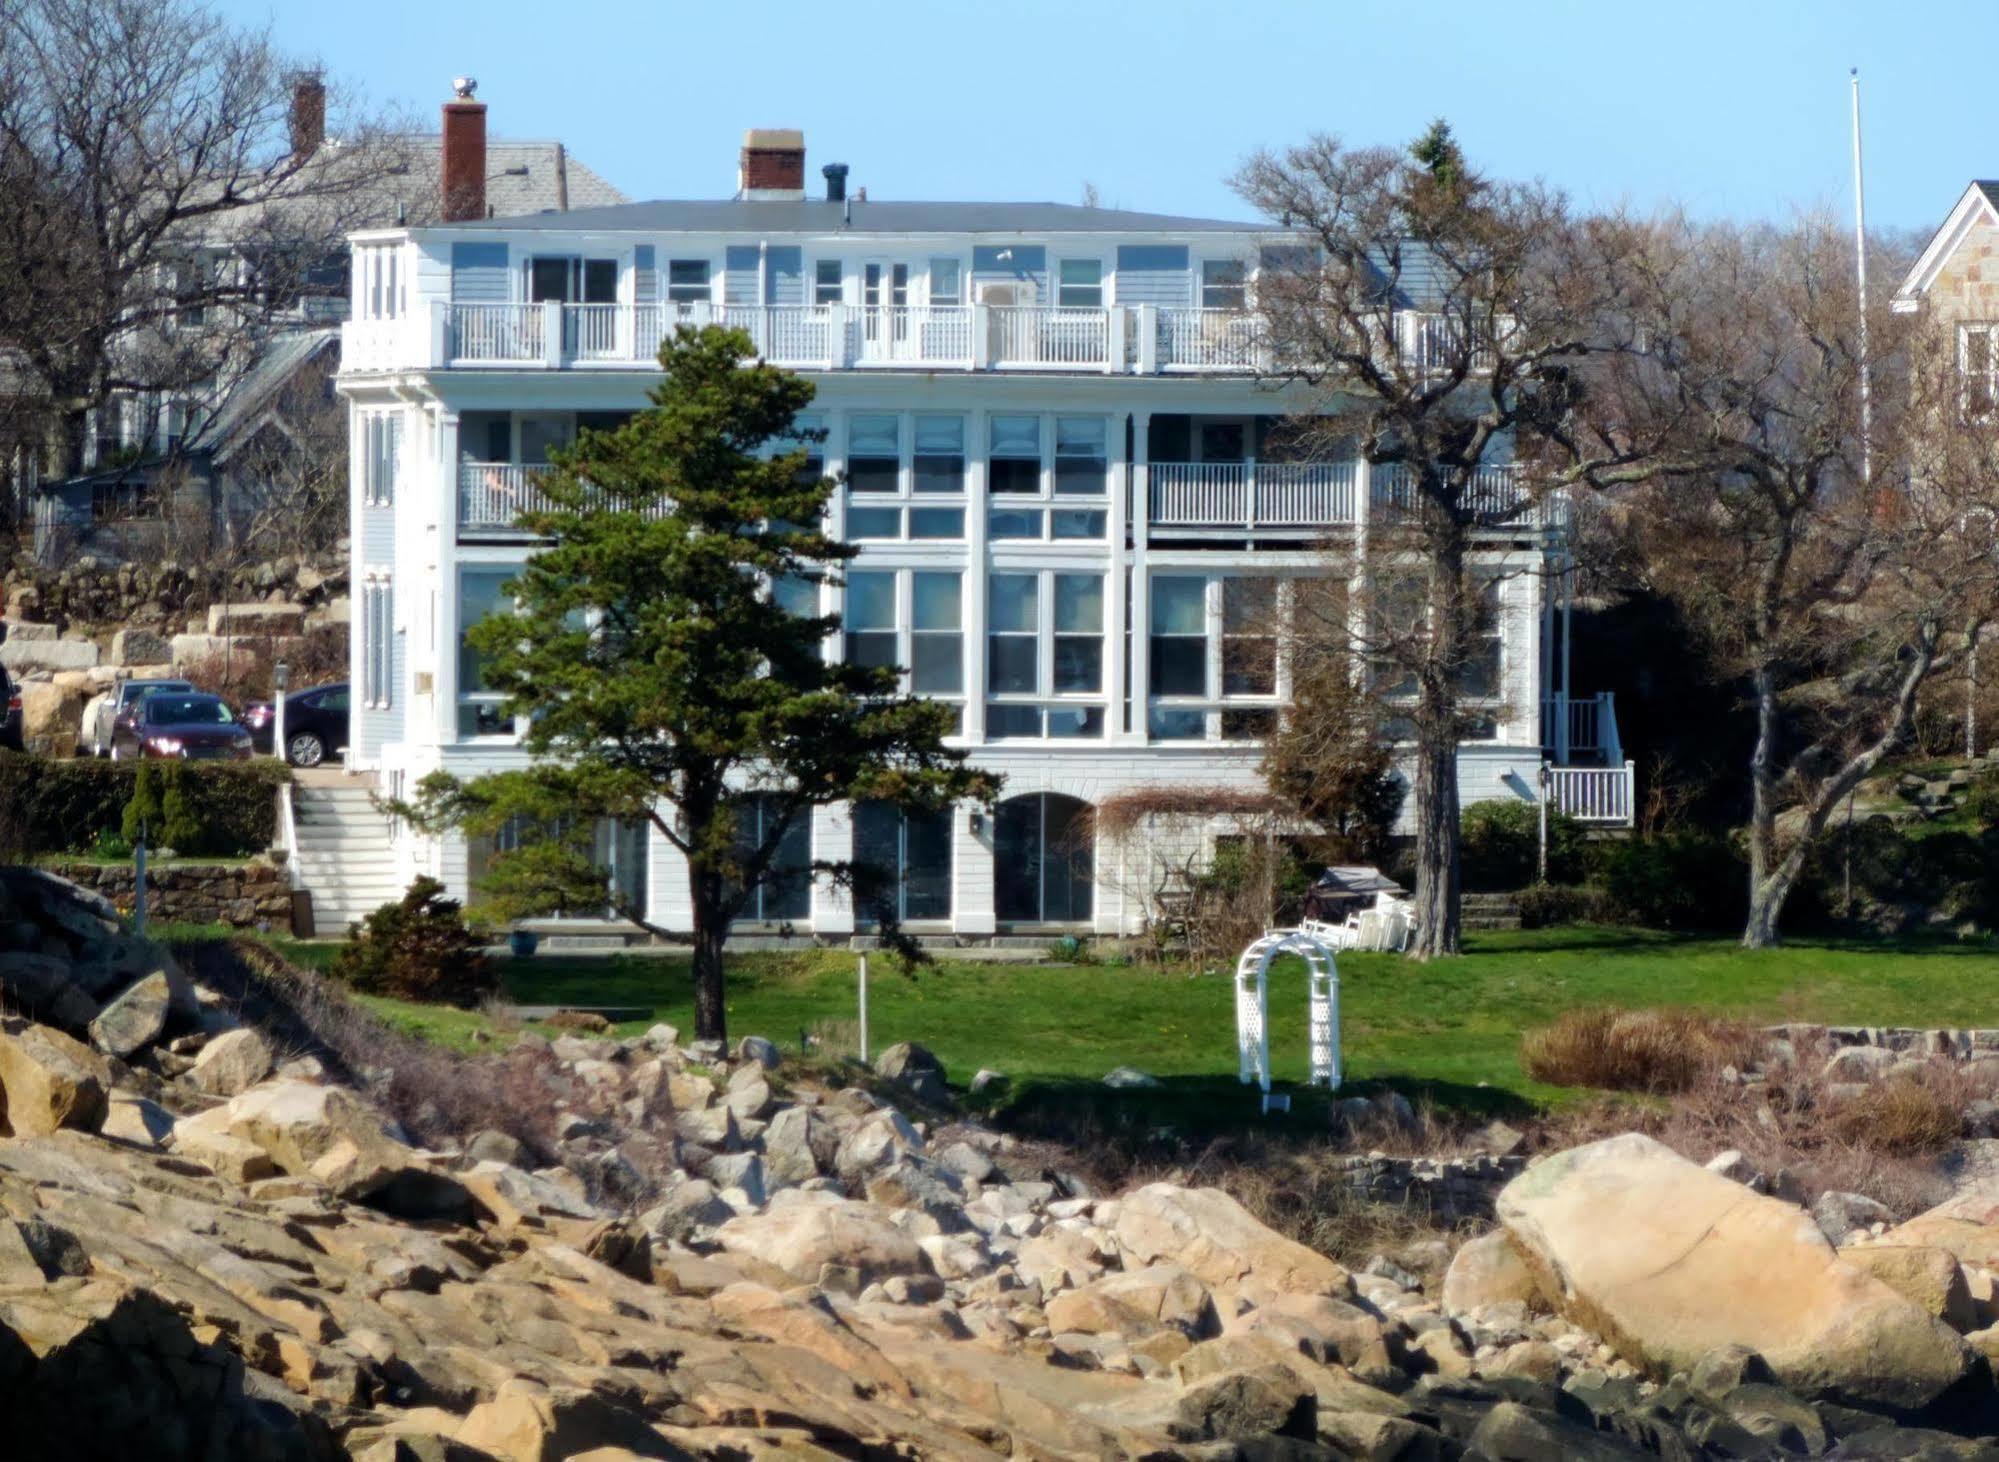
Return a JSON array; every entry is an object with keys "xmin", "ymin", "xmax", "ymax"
[{"xmin": 468, "ymin": 197, "xmax": 1270, "ymax": 234}]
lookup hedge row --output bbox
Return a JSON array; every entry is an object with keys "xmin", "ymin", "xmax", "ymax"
[{"xmin": 0, "ymin": 752, "xmax": 288, "ymax": 858}]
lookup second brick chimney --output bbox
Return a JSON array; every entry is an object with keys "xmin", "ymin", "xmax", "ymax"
[
  {"xmin": 288, "ymin": 72, "xmax": 325, "ymax": 157},
  {"xmin": 441, "ymin": 77, "xmax": 487, "ymax": 222},
  {"xmin": 738, "ymin": 128, "xmax": 805, "ymax": 201}
]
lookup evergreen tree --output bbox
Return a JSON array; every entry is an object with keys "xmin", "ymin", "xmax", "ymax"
[
  {"xmin": 404, "ymin": 327, "xmax": 995, "ymax": 1041},
  {"xmin": 121, "ymin": 761, "xmax": 162, "ymax": 846}
]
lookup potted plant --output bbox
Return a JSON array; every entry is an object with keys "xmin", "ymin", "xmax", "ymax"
[{"xmin": 508, "ymin": 926, "xmax": 540, "ymax": 958}]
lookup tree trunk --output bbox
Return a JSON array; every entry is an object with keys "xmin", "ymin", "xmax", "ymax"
[
  {"xmin": 689, "ymin": 870, "xmax": 729, "ymax": 1045},
  {"xmin": 1409, "ymin": 521, "xmax": 1467, "ymax": 959},
  {"xmin": 1741, "ymin": 668, "xmax": 1782, "ymax": 949}
]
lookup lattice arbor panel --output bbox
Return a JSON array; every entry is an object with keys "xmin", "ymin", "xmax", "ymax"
[{"xmin": 1233, "ymin": 930, "xmax": 1341, "ymax": 1111}]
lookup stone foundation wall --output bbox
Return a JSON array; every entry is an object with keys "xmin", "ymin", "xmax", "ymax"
[
  {"xmin": 1332, "ymin": 1151, "xmax": 1528, "ymax": 1222},
  {"xmin": 47, "ymin": 860, "xmax": 291, "ymax": 929}
]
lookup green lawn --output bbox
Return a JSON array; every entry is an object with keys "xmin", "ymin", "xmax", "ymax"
[{"xmin": 267, "ymin": 926, "xmax": 1999, "ymax": 1126}]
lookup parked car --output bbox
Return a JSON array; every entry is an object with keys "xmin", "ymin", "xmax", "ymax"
[
  {"xmin": 110, "ymin": 692, "xmax": 253, "ymax": 762},
  {"xmin": 0, "ymin": 667, "xmax": 19, "ymax": 752},
  {"xmin": 243, "ymin": 682, "xmax": 350, "ymax": 767},
  {"xmin": 84, "ymin": 677, "xmax": 196, "ymax": 758}
]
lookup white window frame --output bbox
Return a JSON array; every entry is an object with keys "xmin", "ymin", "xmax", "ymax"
[
  {"xmin": 665, "ymin": 258, "xmax": 712, "ymax": 304},
  {"xmin": 1200, "ymin": 257, "xmax": 1248, "ymax": 311},
  {"xmin": 1057, "ymin": 256, "xmax": 1105, "ymax": 310},
  {"xmin": 927, "ymin": 256, "xmax": 964, "ymax": 307},
  {"xmin": 985, "ymin": 568, "xmax": 1107, "ymax": 742},
  {"xmin": 813, "ymin": 258, "xmax": 844, "ymax": 306},
  {"xmin": 362, "ymin": 573, "xmax": 394, "ymax": 710},
  {"xmin": 1146, "ymin": 573, "xmax": 1288, "ymax": 743},
  {"xmin": 1961, "ymin": 322, "xmax": 1999, "ymax": 419},
  {"xmin": 360, "ymin": 411, "xmax": 401, "ymax": 507}
]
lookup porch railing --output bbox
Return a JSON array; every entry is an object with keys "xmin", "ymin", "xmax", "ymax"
[
  {"xmin": 1541, "ymin": 691, "xmax": 1622, "ymax": 765},
  {"xmin": 1149, "ymin": 461, "xmax": 1359, "ymax": 529},
  {"xmin": 1547, "ymin": 762, "xmax": 1636, "ymax": 825},
  {"xmin": 457, "ymin": 462, "xmax": 675, "ymax": 535}
]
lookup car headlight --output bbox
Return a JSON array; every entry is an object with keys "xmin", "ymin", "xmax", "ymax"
[{"xmin": 153, "ymin": 736, "xmax": 183, "ymax": 755}]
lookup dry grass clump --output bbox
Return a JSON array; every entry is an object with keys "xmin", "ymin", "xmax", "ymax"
[
  {"xmin": 1522, "ymin": 1008, "xmax": 1764, "ymax": 1094},
  {"xmin": 1827, "ymin": 1074, "xmax": 1974, "ymax": 1157}
]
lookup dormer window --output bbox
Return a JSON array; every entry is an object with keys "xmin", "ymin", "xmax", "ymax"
[{"xmin": 1057, "ymin": 259, "xmax": 1103, "ymax": 310}]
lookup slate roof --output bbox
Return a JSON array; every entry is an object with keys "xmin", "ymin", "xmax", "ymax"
[{"xmin": 443, "ymin": 197, "xmax": 1268, "ymax": 235}]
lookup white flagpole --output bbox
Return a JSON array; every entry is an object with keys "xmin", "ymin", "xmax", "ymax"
[{"xmin": 1851, "ymin": 67, "xmax": 1873, "ymax": 487}]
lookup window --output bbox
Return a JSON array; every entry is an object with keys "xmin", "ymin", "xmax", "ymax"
[
  {"xmin": 846, "ymin": 507, "xmax": 902, "ymax": 539},
  {"xmin": 928, "ymin": 257, "xmax": 963, "ymax": 307},
  {"xmin": 1054, "ymin": 416, "xmax": 1108, "ymax": 495},
  {"xmin": 1222, "ymin": 578, "xmax": 1277, "ymax": 694},
  {"xmin": 457, "ymin": 566, "xmax": 516, "ymax": 738},
  {"xmin": 469, "ymin": 817, "xmax": 646, "ymax": 919},
  {"xmin": 1202, "ymin": 259, "xmax": 1247, "ymax": 310},
  {"xmin": 908, "ymin": 507, "xmax": 963, "ymax": 539},
  {"xmin": 987, "ymin": 571, "xmax": 1105, "ymax": 740},
  {"xmin": 667, "ymin": 260, "xmax": 710, "ymax": 303},
  {"xmin": 1058, "ymin": 258, "xmax": 1103, "ymax": 309},
  {"xmin": 994, "ymin": 793, "xmax": 1093, "ymax": 923},
  {"xmin": 913, "ymin": 415, "xmax": 965, "ymax": 493},
  {"xmin": 728, "ymin": 795, "xmax": 811, "ymax": 923},
  {"xmin": 989, "ymin": 415, "xmax": 1041, "ymax": 494},
  {"xmin": 814, "ymin": 259, "xmax": 843, "ymax": 305},
  {"xmin": 1149, "ymin": 575, "xmax": 1282, "ymax": 741},
  {"xmin": 844, "ymin": 570, "xmax": 897, "ymax": 670},
  {"xmin": 362, "ymin": 577, "xmax": 394, "ymax": 709},
  {"xmin": 854, "ymin": 802, "xmax": 953, "ymax": 924},
  {"xmin": 361, "ymin": 412, "xmax": 401, "ymax": 506},
  {"xmin": 1963, "ymin": 323, "xmax": 1999, "ymax": 416},
  {"xmin": 847, "ymin": 414, "xmax": 900, "ymax": 494},
  {"xmin": 773, "ymin": 572, "xmax": 820, "ymax": 620},
  {"xmin": 911, "ymin": 572, "xmax": 962, "ymax": 695},
  {"xmin": 1456, "ymin": 575, "xmax": 1504, "ymax": 701},
  {"xmin": 988, "ymin": 507, "xmax": 1043, "ymax": 540}
]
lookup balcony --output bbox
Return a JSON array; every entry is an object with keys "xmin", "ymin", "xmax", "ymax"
[
  {"xmin": 1541, "ymin": 691, "xmax": 1634, "ymax": 827},
  {"xmin": 457, "ymin": 462, "xmax": 673, "ymax": 535},
  {"xmin": 1149, "ymin": 461, "xmax": 1360, "ymax": 530}
]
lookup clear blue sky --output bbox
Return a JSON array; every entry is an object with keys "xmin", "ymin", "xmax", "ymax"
[{"xmin": 220, "ymin": 0, "xmax": 1987, "ymax": 235}]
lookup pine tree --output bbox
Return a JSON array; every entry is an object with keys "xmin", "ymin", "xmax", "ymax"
[
  {"xmin": 121, "ymin": 761, "xmax": 162, "ymax": 846},
  {"xmin": 404, "ymin": 326, "xmax": 996, "ymax": 1042}
]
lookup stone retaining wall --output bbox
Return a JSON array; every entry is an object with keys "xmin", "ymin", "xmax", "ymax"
[
  {"xmin": 1333, "ymin": 1151, "xmax": 1528, "ymax": 1222},
  {"xmin": 46, "ymin": 860, "xmax": 291, "ymax": 929},
  {"xmin": 1771, "ymin": 1023, "xmax": 1999, "ymax": 1057}
]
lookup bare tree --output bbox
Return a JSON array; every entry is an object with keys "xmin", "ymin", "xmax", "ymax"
[
  {"xmin": 0, "ymin": 0, "xmax": 396, "ymax": 520},
  {"xmin": 1233, "ymin": 124, "xmax": 1645, "ymax": 957},
  {"xmin": 1567, "ymin": 217, "xmax": 1999, "ymax": 945}
]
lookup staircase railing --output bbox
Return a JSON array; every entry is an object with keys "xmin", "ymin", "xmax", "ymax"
[{"xmin": 276, "ymin": 776, "xmax": 303, "ymax": 891}]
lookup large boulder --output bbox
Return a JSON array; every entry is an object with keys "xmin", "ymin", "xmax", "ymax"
[
  {"xmin": 0, "ymin": 952, "xmax": 99, "ymax": 1032},
  {"xmin": 1498, "ymin": 1133, "xmax": 1971, "ymax": 1411},
  {"xmin": 188, "ymin": 1028, "xmax": 274, "ymax": 1097},
  {"xmin": 87, "ymin": 970, "xmax": 174, "ymax": 1059},
  {"xmin": 1442, "ymin": 1229, "xmax": 1544, "ymax": 1316},
  {"xmin": 1045, "ymin": 1263, "xmax": 1217, "ymax": 1340},
  {"xmin": 0, "ymin": 1024, "xmax": 109, "ymax": 1136},
  {"xmin": 875, "ymin": 1041, "xmax": 949, "ymax": 1106},
  {"xmin": 713, "ymin": 1194, "xmax": 927, "ymax": 1286},
  {"xmin": 762, "ymin": 1104, "xmax": 841, "ymax": 1186},
  {"xmin": 211, "ymin": 1080, "xmax": 469, "ymax": 1219},
  {"xmin": 1113, "ymin": 1183, "xmax": 1351, "ymax": 1300},
  {"xmin": 1880, "ymin": 1192, "xmax": 1999, "ymax": 1270}
]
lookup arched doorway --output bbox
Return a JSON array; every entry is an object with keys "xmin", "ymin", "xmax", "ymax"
[{"xmin": 995, "ymin": 793, "xmax": 1093, "ymax": 924}]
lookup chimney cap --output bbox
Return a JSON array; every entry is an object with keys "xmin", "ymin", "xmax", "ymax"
[
  {"xmin": 742, "ymin": 127, "xmax": 803, "ymax": 150},
  {"xmin": 452, "ymin": 75, "xmax": 478, "ymax": 100}
]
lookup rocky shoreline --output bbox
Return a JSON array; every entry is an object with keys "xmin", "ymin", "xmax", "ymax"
[{"xmin": 0, "ymin": 869, "xmax": 1994, "ymax": 1456}]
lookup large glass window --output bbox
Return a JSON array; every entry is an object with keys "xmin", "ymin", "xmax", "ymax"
[
  {"xmin": 728, "ymin": 795, "xmax": 811, "ymax": 923},
  {"xmin": 994, "ymin": 794, "xmax": 1093, "ymax": 924},
  {"xmin": 1054, "ymin": 416, "xmax": 1108, "ymax": 496},
  {"xmin": 1150, "ymin": 575, "xmax": 1284, "ymax": 741},
  {"xmin": 1058, "ymin": 259, "xmax": 1104, "ymax": 310},
  {"xmin": 1053, "ymin": 573, "xmax": 1103, "ymax": 693},
  {"xmin": 1457, "ymin": 575, "xmax": 1504, "ymax": 701},
  {"xmin": 847, "ymin": 414, "xmax": 900, "ymax": 494},
  {"xmin": 989, "ymin": 415, "xmax": 1041, "ymax": 495},
  {"xmin": 911, "ymin": 572, "xmax": 962, "ymax": 695},
  {"xmin": 854, "ymin": 802, "xmax": 953, "ymax": 924},
  {"xmin": 913, "ymin": 415, "xmax": 965, "ymax": 493},
  {"xmin": 468, "ymin": 816, "xmax": 647, "ymax": 920},
  {"xmin": 1222, "ymin": 578, "xmax": 1277, "ymax": 694},
  {"xmin": 844, "ymin": 570, "xmax": 897, "ymax": 670},
  {"xmin": 987, "ymin": 573, "xmax": 1037, "ymax": 694},
  {"xmin": 457, "ymin": 566, "xmax": 516, "ymax": 738}
]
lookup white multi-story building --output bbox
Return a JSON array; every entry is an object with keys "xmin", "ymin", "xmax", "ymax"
[{"xmin": 328, "ymin": 123, "xmax": 1632, "ymax": 940}]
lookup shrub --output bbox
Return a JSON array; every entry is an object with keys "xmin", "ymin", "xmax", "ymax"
[
  {"xmin": 160, "ymin": 765, "xmax": 203, "ymax": 853},
  {"xmin": 1965, "ymin": 768, "xmax": 1999, "ymax": 829},
  {"xmin": 1591, "ymin": 829, "xmax": 1747, "ymax": 930},
  {"xmin": 121, "ymin": 761, "xmax": 163, "ymax": 846},
  {"xmin": 1514, "ymin": 883, "xmax": 1609, "ymax": 929},
  {"xmin": 1522, "ymin": 1008, "xmax": 1761, "ymax": 1093},
  {"xmin": 1827, "ymin": 1078, "xmax": 1964, "ymax": 1157},
  {"xmin": 0, "ymin": 751, "xmax": 286, "ymax": 857},
  {"xmin": 331, "ymin": 876, "xmax": 497, "ymax": 1008},
  {"xmin": 1460, "ymin": 798, "xmax": 1585, "ymax": 891}
]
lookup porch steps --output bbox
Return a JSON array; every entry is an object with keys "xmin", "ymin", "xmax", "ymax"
[
  {"xmin": 291, "ymin": 776, "xmax": 406, "ymax": 934},
  {"xmin": 1462, "ymin": 893, "xmax": 1523, "ymax": 932}
]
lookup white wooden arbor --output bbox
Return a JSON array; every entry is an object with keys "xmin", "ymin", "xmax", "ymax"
[{"xmin": 1234, "ymin": 930, "xmax": 1341, "ymax": 1111}]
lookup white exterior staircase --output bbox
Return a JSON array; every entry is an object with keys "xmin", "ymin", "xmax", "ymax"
[{"xmin": 289, "ymin": 772, "xmax": 406, "ymax": 934}]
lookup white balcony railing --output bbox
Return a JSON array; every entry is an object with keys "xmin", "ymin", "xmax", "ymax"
[
  {"xmin": 1547, "ymin": 763, "xmax": 1636, "ymax": 825},
  {"xmin": 458, "ymin": 462, "xmax": 678, "ymax": 535},
  {"xmin": 1149, "ymin": 461, "xmax": 1359, "ymax": 530},
  {"xmin": 1156, "ymin": 307, "xmax": 1265, "ymax": 371},
  {"xmin": 1372, "ymin": 462, "xmax": 1562, "ymax": 528}
]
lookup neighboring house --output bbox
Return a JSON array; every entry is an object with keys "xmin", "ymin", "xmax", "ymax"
[
  {"xmin": 1894, "ymin": 181, "xmax": 1999, "ymax": 406},
  {"xmin": 28, "ymin": 77, "xmax": 625, "ymax": 565},
  {"xmin": 329, "ymin": 123, "xmax": 1632, "ymax": 942}
]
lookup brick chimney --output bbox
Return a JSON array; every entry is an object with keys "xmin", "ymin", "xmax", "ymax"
[
  {"xmin": 738, "ymin": 128, "xmax": 805, "ymax": 201},
  {"xmin": 441, "ymin": 77, "xmax": 487, "ymax": 222},
  {"xmin": 288, "ymin": 73, "xmax": 325, "ymax": 157}
]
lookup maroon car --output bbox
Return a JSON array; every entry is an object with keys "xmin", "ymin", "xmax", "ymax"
[{"xmin": 110, "ymin": 692, "xmax": 253, "ymax": 762}]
